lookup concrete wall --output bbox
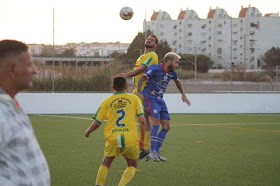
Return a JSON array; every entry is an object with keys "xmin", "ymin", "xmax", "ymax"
[{"xmin": 16, "ymin": 93, "xmax": 280, "ymax": 114}]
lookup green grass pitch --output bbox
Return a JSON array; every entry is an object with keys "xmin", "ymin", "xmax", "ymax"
[{"xmin": 30, "ymin": 114, "xmax": 280, "ymax": 186}]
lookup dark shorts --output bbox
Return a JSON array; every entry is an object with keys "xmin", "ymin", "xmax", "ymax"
[{"xmin": 144, "ymin": 96, "xmax": 170, "ymax": 120}]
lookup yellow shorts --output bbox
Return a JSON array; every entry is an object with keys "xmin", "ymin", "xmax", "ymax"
[{"xmin": 104, "ymin": 144, "xmax": 140, "ymax": 160}]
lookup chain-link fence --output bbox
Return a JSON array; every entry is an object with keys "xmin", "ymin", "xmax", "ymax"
[{"xmin": 29, "ymin": 58, "xmax": 280, "ymax": 93}]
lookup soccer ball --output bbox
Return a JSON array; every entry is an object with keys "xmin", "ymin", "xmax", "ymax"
[{"xmin": 120, "ymin": 6, "xmax": 133, "ymax": 20}]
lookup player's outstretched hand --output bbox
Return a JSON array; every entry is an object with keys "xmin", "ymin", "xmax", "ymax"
[{"xmin": 182, "ymin": 95, "xmax": 191, "ymax": 106}]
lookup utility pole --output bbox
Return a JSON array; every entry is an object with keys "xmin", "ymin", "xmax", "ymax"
[
  {"xmin": 194, "ymin": 44, "xmax": 197, "ymax": 80},
  {"xmin": 52, "ymin": 8, "xmax": 55, "ymax": 93}
]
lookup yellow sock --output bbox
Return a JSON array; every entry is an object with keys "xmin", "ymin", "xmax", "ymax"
[
  {"xmin": 144, "ymin": 131, "xmax": 151, "ymax": 151},
  {"xmin": 95, "ymin": 165, "xmax": 109, "ymax": 186},
  {"xmin": 118, "ymin": 166, "xmax": 136, "ymax": 186}
]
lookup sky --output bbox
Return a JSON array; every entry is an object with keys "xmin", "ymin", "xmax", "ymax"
[{"xmin": 0, "ymin": 0, "xmax": 279, "ymax": 45}]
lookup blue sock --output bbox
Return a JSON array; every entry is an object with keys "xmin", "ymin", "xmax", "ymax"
[
  {"xmin": 150, "ymin": 125, "xmax": 160, "ymax": 151},
  {"xmin": 155, "ymin": 128, "xmax": 169, "ymax": 152}
]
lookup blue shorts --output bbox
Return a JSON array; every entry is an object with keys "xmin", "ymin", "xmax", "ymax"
[{"xmin": 144, "ymin": 97, "xmax": 170, "ymax": 120}]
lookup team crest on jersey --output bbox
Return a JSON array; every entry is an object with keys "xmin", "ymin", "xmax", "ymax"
[
  {"xmin": 151, "ymin": 90, "xmax": 156, "ymax": 95},
  {"xmin": 146, "ymin": 69, "xmax": 152, "ymax": 75},
  {"xmin": 153, "ymin": 109, "xmax": 158, "ymax": 114}
]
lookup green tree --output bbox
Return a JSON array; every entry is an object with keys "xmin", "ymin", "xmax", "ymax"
[
  {"xmin": 60, "ymin": 48, "xmax": 76, "ymax": 57},
  {"xmin": 262, "ymin": 47, "xmax": 280, "ymax": 67},
  {"xmin": 40, "ymin": 45, "xmax": 56, "ymax": 57},
  {"xmin": 180, "ymin": 54, "xmax": 213, "ymax": 73},
  {"xmin": 155, "ymin": 40, "xmax": 172, "ymax": 62}
]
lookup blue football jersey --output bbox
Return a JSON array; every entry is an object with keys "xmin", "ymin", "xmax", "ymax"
[{"xmin": 142, "ymin": 63, "xmax": 178, "ymax": 99}]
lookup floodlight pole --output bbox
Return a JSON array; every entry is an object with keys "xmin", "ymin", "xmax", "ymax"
[
  {"xmin": 144, "ymin": 11, "xmax": 147, "ymax": 40},
  {"xmin": 194, "ymin": 44, "xmax": 197, "ymax": 80},
  {"xmin": 52, "ymin": 8, "xmax": 55, "ymax": 93},
  {"xmin": 230, "ymin": 15, "xmax": 233, "ymax": 92}
]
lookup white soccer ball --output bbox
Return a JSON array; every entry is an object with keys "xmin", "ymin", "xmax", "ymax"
[{"xmin": 120, "ymin": 6, "xmax": 133, "ymax": 20}]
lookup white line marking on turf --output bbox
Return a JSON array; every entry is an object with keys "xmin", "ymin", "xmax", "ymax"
[
  {"xmin": 36, "ymin": 114, "xmax": 93, "ymax": 121},
  {"xmin": 35, "ymin": 114, "xmax": 280, "ymax": 126}
]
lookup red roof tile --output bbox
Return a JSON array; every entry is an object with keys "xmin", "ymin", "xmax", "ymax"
[
  {"xmin": 239, "ymin": 8, "xmax": 248, "ymax": 17},
  {"xmin": 151, "ymin": 12, "xmax": 159, "ymax": 21},
  {"xmin": 207, "ymin": 9, "xmax": 216, "ymax": 19},
  {"xmin": 178, "ymin": 10, "xmax": 186, "ymax": 20}
]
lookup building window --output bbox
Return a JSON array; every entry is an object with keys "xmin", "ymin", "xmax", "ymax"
[{"xmin": 217, "ymin": 48, "xmax": 222, "ymax": 54}]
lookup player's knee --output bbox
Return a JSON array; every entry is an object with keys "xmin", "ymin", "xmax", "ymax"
[{"xmin": 162, "ymin": 125, "xmax": 170, "ymax": 130}]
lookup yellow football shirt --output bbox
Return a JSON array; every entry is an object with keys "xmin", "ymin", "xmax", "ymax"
[
  {"xmin": 93, "ymin": 92, "xmax": 144, "ymax": 148},
  {"xmin": 133, "ymin": 51, "xmax": 158, "ymax": 94}
]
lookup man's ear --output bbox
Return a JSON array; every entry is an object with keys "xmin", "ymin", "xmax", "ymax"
[{"xmin": 6, "ymin": 61, "xmax": 16, "ymax": 78}]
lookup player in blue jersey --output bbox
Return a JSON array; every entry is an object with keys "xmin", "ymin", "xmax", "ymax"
[{"xmin": 136, "ymin": 52, "xmax": 191, "ymax": 162}]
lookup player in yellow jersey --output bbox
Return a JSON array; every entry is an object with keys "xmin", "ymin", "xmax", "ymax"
[
  {"xmin": 117, "ymin": 34, "xmax": 158, "ymax": 159},
  {"xmin": 85, "ymin": 77, "xmax": 145, "ymax": 186}
]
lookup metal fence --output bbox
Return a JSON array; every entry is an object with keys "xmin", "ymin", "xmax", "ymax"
[{"xmin": 29, "ymin": 58, "xmax": 280, "ymax": 93}]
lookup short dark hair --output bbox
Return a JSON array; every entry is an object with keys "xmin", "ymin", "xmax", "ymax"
[
  {"xmin": 113, "ymin": 77, "xmax": 127, "ymax": 91},
  {"xmin": 0, "ymin": 40, "xmax": 28, "ymax": 62},
  {"xmin": 149, "ymin": 34, "xmax": 158, "ymax": 44}
]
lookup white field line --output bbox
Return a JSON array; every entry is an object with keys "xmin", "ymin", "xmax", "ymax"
[
  {"xmin": 35, "ymin": 114, "xmax": 280, "ymax": 126},
  {"xmin": 36, "ymin": 114, "xmax": 93, "ymax": 121}
]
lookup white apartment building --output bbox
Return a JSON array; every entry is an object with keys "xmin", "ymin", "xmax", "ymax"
[
  {"xmin": 68, "ymin": 42, "xmax": 129, "ymax": 57},
  {"xmin": 28, "ymin": 42, "xmax": 129, "ymax": 57},
  {"xmin": 145, "ymin": 5, "xmax": 280, "ymax": 69},
  {"xmin": 28, "ymin": 44, "xmax": 44, "ymax": 56}
]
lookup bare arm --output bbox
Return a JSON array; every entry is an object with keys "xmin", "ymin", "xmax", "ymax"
[
  {"xmin": 136, "ymin": 76, "xmax": 146, "ymax": 98},
  {"xmin": 137, "ymin": 114, "xmax": 145, "ymax": 149},
  {"xmin": 117, "ymin": 65, "xmax": 146, "ymax": 78},
  {"xmin": 175, "ymin": 80, "xmax": 191, "ymax": 106},
  {"xmin": 84, "ymin": 121, "xmax": 101, "ymax": 137}
]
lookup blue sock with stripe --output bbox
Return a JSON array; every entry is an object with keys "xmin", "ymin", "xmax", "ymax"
[
  {"xmin": 155, "ymin": 128, "xmax": 169, "ymax": 152},
  {"xmin": 150, "ymin": 125, "xmax": 160, "ymax": 151}
]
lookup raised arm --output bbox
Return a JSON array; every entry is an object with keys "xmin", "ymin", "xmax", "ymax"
[
  {"xmin": 175, "ymin": 80, "xmax": 191, "ymax": 106},
  {"xmin": 117, "ymin": 65, "xmax": 146, "ymax": 78},
  {"xmin": 136, "ymin": 76, "xmax": 146, "ymax": 98}
]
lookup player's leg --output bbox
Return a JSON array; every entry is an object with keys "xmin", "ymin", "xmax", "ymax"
[
  {"xmin": 96, "ymin": 145, "xmax": 117, "ymax": 186},
  {"xmin": 134, "ymin": 88, "xmax": 151, "ymax": 159},
  {"xmin": 144, "ymin": 111, "xmax": 151, "ymax": 151},
  {"xmin": 155, "ymin": 100, "xmax": 170, "ymax": 162},
  {"xmin": 119, "ymin": 146, "xmax": 138, "ymax": 186},
  {"xmin": 139, "ymin": 111, "xmax": 151, "ymax": 159},
  {"xmin": 96, "ymin": 156, "xmax": 114, "ymax": 186},
  {"xmin": 156, "ymin": 119, "xmax": 170, "ymax": 162},
  {"xmin": 143, "ymin": 97, "xmax": 161, "ymax": 162}
]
